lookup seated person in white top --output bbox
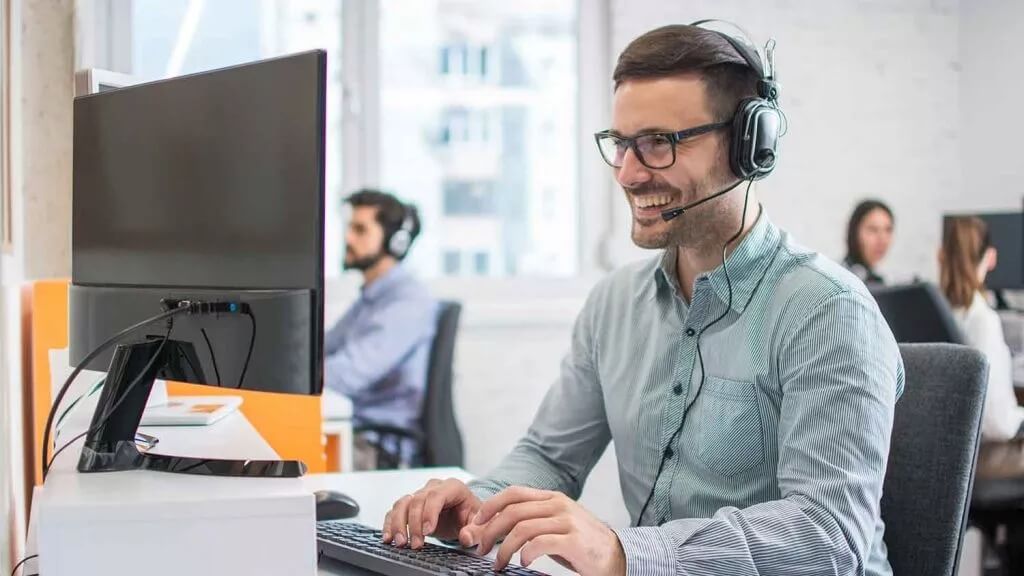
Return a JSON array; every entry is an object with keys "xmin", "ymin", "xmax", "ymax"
[{"xmin": 940, "ymin": 215, "xmax": 1024, "ymax": 477}]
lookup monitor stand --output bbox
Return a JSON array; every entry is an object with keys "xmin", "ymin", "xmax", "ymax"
[
  {"xmin": 994, "ymin": 289, "xmax": 1012, "ymax": 311},
  {"xmin": 76, "ymin": 337, "xmax": 306, "ymax": 477}
]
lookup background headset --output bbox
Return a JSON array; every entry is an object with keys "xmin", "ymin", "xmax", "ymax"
[
  {"xmin": 636, "ymin": 20, "xmax": 785, "ymax": 527},
  {"xmin": 386, "ymin": 204, "xmax": 416, "ymax": 260}
]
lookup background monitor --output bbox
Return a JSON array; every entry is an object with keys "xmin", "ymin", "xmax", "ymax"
[
  {"xmin": 70, "ymin": 50, "xmax": 326, "ymax": 397},
  {"xmin": 943, "ymin": 212, "xmax": 1024, "ymax": 292}
]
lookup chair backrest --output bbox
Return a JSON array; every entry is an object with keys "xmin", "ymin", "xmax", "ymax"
[
  {"xmin": 421, "ymin": 300, "xmax": 464, "ymax": 467},
  {"xmin": 871, "ymin": 282, "xmax": 965, "ymax": 344},
  {"xmin": 880, "ymin": 343, "xmax": 987, "ymax": 576}
]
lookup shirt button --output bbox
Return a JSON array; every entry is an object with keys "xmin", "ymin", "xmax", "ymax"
[
  {"xmin": 673, "ymin": 384, "xmax": 683, "ymax": 395},
  {"xmin": 664, "ymin": 447, "xmax": 674, "ymax": 459},
  {"xmin": 685, "ymin": 328, "xmax": 696, "ymax": 336}
]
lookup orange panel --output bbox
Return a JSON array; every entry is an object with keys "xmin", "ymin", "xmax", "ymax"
[
  {"xmin": 324, "ymin": 432, "xmax": 341, "ymax": 473},
  {"xmin": 165, "ymin": 382, "xmax": 325, "ymax": 473},
  {"xmin": 28, "ymin": 280, "xmax": 69, "ymax": 486},
  {"xmin": 26, "ymin": 279, "xmax": 325, "ymax": 483}
]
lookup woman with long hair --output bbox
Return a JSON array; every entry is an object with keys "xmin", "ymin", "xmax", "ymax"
[
  {"xmin": 844, "ymin": 200, "xmax": 894, "ymax": 285},
  {"xmin": 940, "ymin": 216, "xmax": 1024, "ymax": 478}
]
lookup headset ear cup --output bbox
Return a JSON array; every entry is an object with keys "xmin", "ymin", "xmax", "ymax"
[
  {"xmin": 729, "ymin": 98, "xmax": 780, "ymax": 181},
  {"xmin": 388, "ymin": 230, "xmax": 411, "ymax": 259},
  {"xmin": 730, "ymin": 99, "xmax": 757, "ymax": 180}
]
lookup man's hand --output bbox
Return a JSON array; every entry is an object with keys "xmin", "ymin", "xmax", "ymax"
[
  {"xmin": 381, "ymin": 478, "xmax": 482, "ymax": 549},
  {"xmin": 472, "ymin": 486, "xmax": 626, "ymax": 575}
]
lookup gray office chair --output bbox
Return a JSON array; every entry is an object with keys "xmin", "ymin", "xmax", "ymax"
[
  {"xmin": 880, "ymin": 343, "xmax": 987, "ymax": 576},
  {"xmin": 355, "ymin": 300, "xmax": 465, "ymax": 469},
  {"xmin": 872, "ymin": 284, "xmax": 1024, "ymax": 571},
  {"xmin": 870, "ymin": 282, "xmax": 965, "ymax": 344}
]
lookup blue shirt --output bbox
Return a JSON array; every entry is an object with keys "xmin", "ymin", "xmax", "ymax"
[
  {"xmin": 324, "ymin": 265, "xmax": 438, "ymax": 433},
  {"xmin": 469, "ymin": 212, "xmax": 905, "ymax": 576}
]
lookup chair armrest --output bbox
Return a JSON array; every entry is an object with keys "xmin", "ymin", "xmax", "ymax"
[{"xmin": 353, "ymin": 423, "xmax": 422, "ymax": 442}]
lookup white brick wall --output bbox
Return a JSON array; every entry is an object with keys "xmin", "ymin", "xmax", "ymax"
[
  {"xmin": 608, "ymin": 0, "xmax": 964, "ymax": 283},
  {"xmin": 959, "ymin": 0, "xmax": 1024, "ymax": 216}
]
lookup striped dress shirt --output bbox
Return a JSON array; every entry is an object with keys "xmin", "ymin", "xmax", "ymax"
[{"xmin": 469, "ymin": 212, "xmax": 905, "ymax": 576}]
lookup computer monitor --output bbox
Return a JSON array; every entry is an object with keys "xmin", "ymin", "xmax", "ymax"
[
  {"xmin": 67, "ymin": 51, "xmax": 326, "ymax": 477},
  {"xmin": 943, "ymin": 212, "xmax": 1024, "ymax": 291}
]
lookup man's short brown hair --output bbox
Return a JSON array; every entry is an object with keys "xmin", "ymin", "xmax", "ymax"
[{"xmin": 613, "ymin": 24, "xmax": 760, "ymax": 124}]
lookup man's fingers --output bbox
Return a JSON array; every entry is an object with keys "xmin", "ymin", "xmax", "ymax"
[
  {"xmin": 518, "ymin": 534, "xmax": 573, "ymax": 568},
  {"xmin": 419, "ymin": 490, "xmax": 448, "ymax": 536},
  {"xmin": 406, "ymin": 493, "xmax": 429, "ymax": 548},
  {"xmin": 387, "ymin": 494, "xmax": 413, "ymax": 546},
  {"xmin": 493, "ymin": 518, "xmax": 569, "ymax": 570},
  {"xmin": 474, "ymin": 486, "xmax": 556, "ymax": 525},
  {"xmin": 458, "ymin": 524, "xmax": 481, "ymax": 548},
  {"xmin": 475, "ymin": 499, "xmax": 559, "ymax": 555}
]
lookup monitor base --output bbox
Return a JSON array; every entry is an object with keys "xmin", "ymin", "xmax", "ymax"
[{"xmin": 76, "ymin": 337, "xmax": 306, "ymax": 478}]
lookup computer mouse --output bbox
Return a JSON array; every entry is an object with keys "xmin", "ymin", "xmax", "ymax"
[{"xmin": 315, "ymin": 490, "xmax": 360, "ymax": 521}]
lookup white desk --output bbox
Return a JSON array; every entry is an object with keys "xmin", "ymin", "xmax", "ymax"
[
  {"xmin": 30, "ymin": 410, "xmax": 317, "ymax": 576},
  {"xmin": 27, "ymin": 407, "xmax": 569, "ymax": 575}
]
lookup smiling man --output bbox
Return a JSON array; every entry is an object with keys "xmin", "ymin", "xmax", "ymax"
[{"xmin": 381, "ymin": 22, "xmax": 904, "ymax": 576}]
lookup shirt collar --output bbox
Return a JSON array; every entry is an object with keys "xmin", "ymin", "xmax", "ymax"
[
  {"xmin": 362, "ymin": 264, "xmax": 408, "ymax": 303},
  {"xmin": 645, "ymin": 209, "xmax": 782, "ymax": 314}
]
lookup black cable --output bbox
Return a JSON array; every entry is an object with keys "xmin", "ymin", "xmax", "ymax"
[
  {"xmin": 41, "ymin": 305, "xmax": 192, "ymax": 481},
  {"xmin": 235, "ymin": 311, "xmax": 256, "ymax": 389},
  {"xmin": 45, "ymin": 325, "xmax": 174, "ymax": 479},
  {"xmin": 636, "ymin": 179, "xmax": 755, "ymax": 527},
  {"xmin": 200, "ymin": 328, "xmax": 222, "ymax": 386},
  {"xmin": 9, "ymin": 555, "xmax": 37, "ymax": 576}
]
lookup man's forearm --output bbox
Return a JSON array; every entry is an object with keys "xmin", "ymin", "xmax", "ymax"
[{"xmin": 615, "ymin": 494, "xmax": 863, "ymax": 576}]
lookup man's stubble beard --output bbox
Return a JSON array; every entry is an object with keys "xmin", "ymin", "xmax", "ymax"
[{"xmin": 630, "ymin": 167, "xmax": 739, "ymax": 252}]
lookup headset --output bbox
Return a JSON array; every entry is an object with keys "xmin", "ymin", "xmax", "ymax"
[
  {"xmin": 692, "ymin": 18, "xmax": 783, "ymax": 182},
  {"xmin": 386, "ymin": 204, "xmax": 416, "ymax": 260},
  {"xmin": 659, "ymin": 20, "xmax": 785, "ymax": 222}
]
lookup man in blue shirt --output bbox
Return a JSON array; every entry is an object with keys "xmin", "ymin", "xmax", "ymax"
[
  {"xmin": 381, "ymin": 23, "xmax": 903, "ymax": 576},
  {"xmin": 325, "ymin": 189, "xmax": 438, "ymax": 468}
]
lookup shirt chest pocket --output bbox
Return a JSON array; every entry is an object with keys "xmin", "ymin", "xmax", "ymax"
[{"xmin": 693, "ymin": 376, "xmax": 765, "ymax": 478}]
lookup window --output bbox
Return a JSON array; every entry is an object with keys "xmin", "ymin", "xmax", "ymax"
[
  {"xmin": 443, "ymin": 250, "xmax": 461, "ymax": 275},
  {"xmin": 80, "ymin": 0, "xmax": 588, "ymax": 279},
  {"xmin": 439, "ymin": 107, "xmax": 493, "ymax": 146},
  {"xmin": 379, "ymin": 0, "xmax": 578, "ymax": 277},
  {"xmin": 443, "ymin": 181, "xmax": 496, "ymax": 216},
  {"xmin": 473, "ymin": 252, "xmax": 490, "ymax": 275}
]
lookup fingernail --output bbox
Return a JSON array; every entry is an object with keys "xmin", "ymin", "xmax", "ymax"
[
  {"xmin": 472, "ymin": 512, "xmax": 482, "ymax": 524},
  {"xmin": 382, "ymin": 530, "xmax": 390, "ymax": 541},
  {"xmin": 422, "ymin": 522, "xmax": 432, "ymax": 534},
  {"xmin": 394, "ymin": 533, "xmax": 406, "ymax": 547}
]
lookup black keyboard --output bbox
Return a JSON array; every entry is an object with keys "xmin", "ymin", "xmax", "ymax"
[{"xmin": 317, "ymin": 521, "xmax": 549, "ymax": 575}]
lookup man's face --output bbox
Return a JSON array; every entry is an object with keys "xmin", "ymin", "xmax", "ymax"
[
  {"xmin": 610, "ymin": 75, "xmax": 734, "ymax": 250},
  {"xmin": 344, "ymin": 206, "xmax": 387, "ymax": 271}
]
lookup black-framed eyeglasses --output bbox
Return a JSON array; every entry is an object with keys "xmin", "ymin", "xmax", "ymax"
[{"xmin": 594, "ymin": 121, "xmax": 731, "ymax": 169}]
